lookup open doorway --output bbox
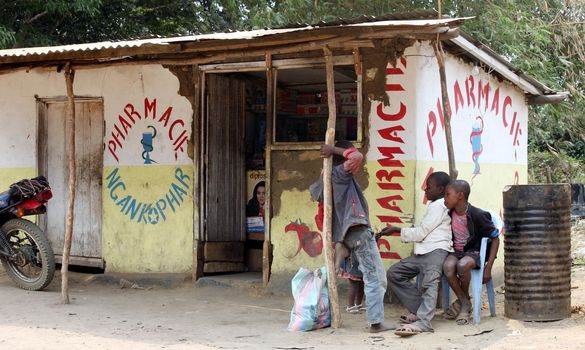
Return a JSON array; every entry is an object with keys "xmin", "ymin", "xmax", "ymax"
[
  {"xmin": 201, "ymin": 72, "xmax": 267, "ymax": 276},
  {"xmin": 200, "ymin": 61, "xmax": 359, "ymax": 279}
]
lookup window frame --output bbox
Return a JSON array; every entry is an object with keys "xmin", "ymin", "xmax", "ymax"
[{"xmin": 270, "ymin": 55, "xmax": 363, "ymax": 150}]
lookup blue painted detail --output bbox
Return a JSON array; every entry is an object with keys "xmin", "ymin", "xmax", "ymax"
[
  {"xmin": 105, "ymin": 167, "xmax": 191, "ymax": 225},
  {"xmin": 141, "ymin": 125, "xmax": 158, "ymax": 164}
]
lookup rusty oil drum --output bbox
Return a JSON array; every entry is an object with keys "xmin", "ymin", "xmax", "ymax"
[{"xmin": 503, "ymin": 184, "xmax": 572, "ymax": 321}]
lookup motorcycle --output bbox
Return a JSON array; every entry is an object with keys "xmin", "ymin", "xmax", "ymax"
[{"xmin": 0, "ymin": 176, "xmax": 55, "ymax": 291}]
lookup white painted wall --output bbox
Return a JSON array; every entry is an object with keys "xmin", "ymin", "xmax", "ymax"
[
  {"xmin": 0, "ymin": 65, "xmax": 193, "ymax": 169},
  {"xmin": 366, "ymin": 52, "xmax": 418, "ymax": 162},
  {"xmin": 413, "ymin": 41, "xmax": 529, "ymax": 167}
]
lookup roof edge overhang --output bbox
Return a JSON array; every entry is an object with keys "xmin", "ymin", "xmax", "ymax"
[
  {"xmin": 0, "ymin": 18, "xmax": 466, "ymax": 66},
  {"xmin": 0, "ymin": 17, "xmax": 566, "ymax": 105},
  {"xmin": 448, "ymin": 33, "xmax": 568, "ymax": 105}
]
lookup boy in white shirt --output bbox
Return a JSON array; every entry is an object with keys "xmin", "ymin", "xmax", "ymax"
[{"xmin": 377, "ymin": 171, "xmax": 453, "ymax": 336}]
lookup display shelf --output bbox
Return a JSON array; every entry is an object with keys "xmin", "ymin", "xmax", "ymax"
[{"xmin": 277, "ymin": 113, "xmax": 356, "ymax": 119}]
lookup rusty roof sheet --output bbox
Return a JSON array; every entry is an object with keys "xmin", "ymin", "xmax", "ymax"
[{"xmin": 0, "ymin": 18, "xmax": 464, "ymax": 59}]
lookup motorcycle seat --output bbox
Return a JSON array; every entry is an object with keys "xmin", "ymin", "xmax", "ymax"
[{"xmin": 0, "ymin": 190, "xmax": 10, "ymax": 209}]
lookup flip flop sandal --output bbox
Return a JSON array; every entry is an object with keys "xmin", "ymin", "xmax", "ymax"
[
  {"xmin": 444, "ymin": 300, "xmax": 462, "ymax": 320},
  {"xmin": 346, "ymin": 305, "xmax": 360, "ymax": 314},
  {"xmin": 394, "ymin": 324, "xmax": 423, "ymax": 337},
  {"xmin": 399, "ymin": 314, "xmax": 418, "ymax": 324},
  {"xmin": 456, "ymin": 310, "xmax": 470, "ymax": 325},
  {"xmin": 356, "ymin": 303, "xmax": 366, "ymax": 313}
]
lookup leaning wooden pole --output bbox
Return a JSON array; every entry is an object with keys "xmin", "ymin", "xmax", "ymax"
[
  {"xmin": 263, "ymin": 53, "xmax": 274, "ymax": 288},
  {"xmin": 61, "ymin": 63, "xmax": 76, "ymax": 304},
  {"xmin": 322, "ymin": 46, "xmax": 341, "ymax": 328},
  {"xmin": 432, "ymin": 40, "xmax": 458, "ymax": 179}
]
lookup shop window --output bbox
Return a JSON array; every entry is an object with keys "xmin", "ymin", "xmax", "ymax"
[
  {"xmin": 275, "ymin": 65, "xmax": 359, "ymax": 143},
  {"xmin": 245, "ymin": 80, "xmax": 266, "ymax": 170}
]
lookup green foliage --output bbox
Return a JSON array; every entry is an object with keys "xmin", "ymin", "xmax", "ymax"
[
  {"xmin": 528, "ymin": 149, "xmax": 585, "ymax": 184},
  {"xmin": 0, "ymin": 26, "xmax": 15, "ymax": 48},
  {"xmin": 0, "ymin": 0, "xmax": 102, "ymax": 47}
]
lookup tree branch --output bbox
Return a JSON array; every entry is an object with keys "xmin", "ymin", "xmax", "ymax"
[{"xmin": 24, "ymin": 11, "xmax": 48, "ymax": 24}]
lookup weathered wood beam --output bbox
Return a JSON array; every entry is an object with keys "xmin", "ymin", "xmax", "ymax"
[
  {"xmin": 198, "ymin": 55, "xmax": 355, "ymax": 72},
  {"xmin": 263, "ymin": 53, "xmax": 274, "ymax": 288},
  {"xmin": 433, "ymin": 40, "xmax": 458, "ymax": 179},
  {"xmin": 322, "ymin": 45, "xmax": 341, "ymax": 329},
  {"xmin": 192, "ymin": 65, "xmax": 203, "ymax": 283},
  {"xmin": 61, "ymin": 62, "xmax": 76, "ymax": 304},
  {"xmin": 179, "ymin": 33, "xmax": 338, "ymax": 53},
  {"xmin": 353, "ymin": 48, "xmax": 363, "ymax": 142}
]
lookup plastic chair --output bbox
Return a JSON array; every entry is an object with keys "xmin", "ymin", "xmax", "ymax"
[{"xmin": 442, "ymin": 237, "xmax": 496, "ymax": 325}]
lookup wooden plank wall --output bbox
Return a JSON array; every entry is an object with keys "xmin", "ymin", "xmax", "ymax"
[{"xmin": 204, "ymin": 74, "xmax": 246, "ymax": 243}]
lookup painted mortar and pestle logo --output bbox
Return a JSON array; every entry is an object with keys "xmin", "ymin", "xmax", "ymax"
[
  {"xmin": 141, "ymin": 125, "xmax": 158, "ymax": 164},
  {"xmin": 470, "ymin": 116, "xmax": 484, "ymax": 180}
]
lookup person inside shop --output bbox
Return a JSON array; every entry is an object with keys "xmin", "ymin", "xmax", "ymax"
[{"xmin": 246, "ymin": 181, "xmax": 266, "ymax": 217}]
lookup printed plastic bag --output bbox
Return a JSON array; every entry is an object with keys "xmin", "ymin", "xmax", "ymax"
[{"xmin": 287, "ymin": 266, "xmax": 331, "ymax": 332}]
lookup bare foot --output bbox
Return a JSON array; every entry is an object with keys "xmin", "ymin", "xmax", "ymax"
[
  {"xmin": 399, "ymin": 313, "xmax": 418, "ymax": 324},
  {"xmin": 369, "ymin": 322, "xmax": 396, "ymax": 333},
  {"xmin": 456, "ymin": 301, "xmax": 471, "ymax": 326}
]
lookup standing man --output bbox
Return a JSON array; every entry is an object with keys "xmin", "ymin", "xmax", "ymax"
[{"xmin": 310, "ymin": 141, "xmax": 393, "ymax": 333}]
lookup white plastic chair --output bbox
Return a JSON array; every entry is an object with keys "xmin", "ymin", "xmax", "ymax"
[{"xmin": 441, "ymin": 237, "xmax": 496, "ymax": 325}]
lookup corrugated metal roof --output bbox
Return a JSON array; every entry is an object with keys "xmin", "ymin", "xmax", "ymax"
[
  {"xmin": 0, "ymin": 18, "xmax": 463, "ymax": 59},
  {"xmin": 0, "ymin": 14, "xmax": 562, "ymax": 99}
]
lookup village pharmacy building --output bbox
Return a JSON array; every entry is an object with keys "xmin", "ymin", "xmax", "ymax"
[{"xmin": 0, "ymin": 15, "xmax": 564, "ymax": 286}]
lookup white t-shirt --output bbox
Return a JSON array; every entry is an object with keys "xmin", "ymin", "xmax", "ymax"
[{"xmin": 400, "ymin": 199, "xmax": 454, "ymax": 255}]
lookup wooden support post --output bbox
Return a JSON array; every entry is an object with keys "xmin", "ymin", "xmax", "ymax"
[
  {"xmin": 192, "ymin": 65, "xmax": 203, "ymax": 283},
  {"xmin": 263, "ymin": 54, "xmax": 274, "ymax": 288},
  {"xmin": 432, "ymin": 40, "xmax": 458, "ymax": 180},
  {"xmin": 322, "ymin": 46, "xmax": 341, "ymax": 328},
  {"xmin": 61, "ymin": 62, "xmax": 76, "ymax": 304},
  {"xmin": 352, "ymin": 48, "xmax": 363, "ymax": 142}
]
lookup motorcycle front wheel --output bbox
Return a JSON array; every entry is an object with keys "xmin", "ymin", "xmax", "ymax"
[{"xmin": 0, "ymin": 218, "xmax": 55, "ymax": 291}]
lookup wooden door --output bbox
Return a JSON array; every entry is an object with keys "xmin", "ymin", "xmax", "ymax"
[
  {"xmin": 38, "ymin": 99, "xmax": 104, "ymax": 268},
  {"xmin": 203, "ymin": 74, "xmax": 246, "ymax": 273}
]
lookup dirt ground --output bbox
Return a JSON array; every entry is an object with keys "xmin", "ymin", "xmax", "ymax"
[{"xmin": 1, "ymin": 267, "xmax": 585, "ymax": 350}]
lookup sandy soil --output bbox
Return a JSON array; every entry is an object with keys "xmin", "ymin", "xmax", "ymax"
[{"xmin": 0, "ymin": 267, "xmax": 584, "ymax": 350}]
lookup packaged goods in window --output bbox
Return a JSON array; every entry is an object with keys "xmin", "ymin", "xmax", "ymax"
[
  {"xmin": 307, "ymin": 118, "xmax": 327, "ymax": 141},
  {"xmin": 246, "ymin": 216, "xmax": 265, "ymax": 232},
  {"xmin": 277, "ymin": 88, "xmax": 297, "ymax": 113},
  {"xmin": 339, "ymin": 89, "xmax": 357, "ymax": 104},
  {"xmin": 297, "ymin": 92, "xmax": 317, "ymax": 105}
]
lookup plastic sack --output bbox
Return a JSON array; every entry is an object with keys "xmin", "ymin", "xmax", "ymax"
[{"xmin": 287, "ymin": 266, "xmax": 331, "ymax": 332}]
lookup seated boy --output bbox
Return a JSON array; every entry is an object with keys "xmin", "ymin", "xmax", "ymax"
[
  {"xmin": 378, "ymin": 171, "xmax": 453, "ymax": 336},
  {"xmin": 310, "ymin": 141, "xmax": 393, "ymax": 333},
  {"xmin": 442, "ymin": 180, "xmax": 500, "ymax": 325}
]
